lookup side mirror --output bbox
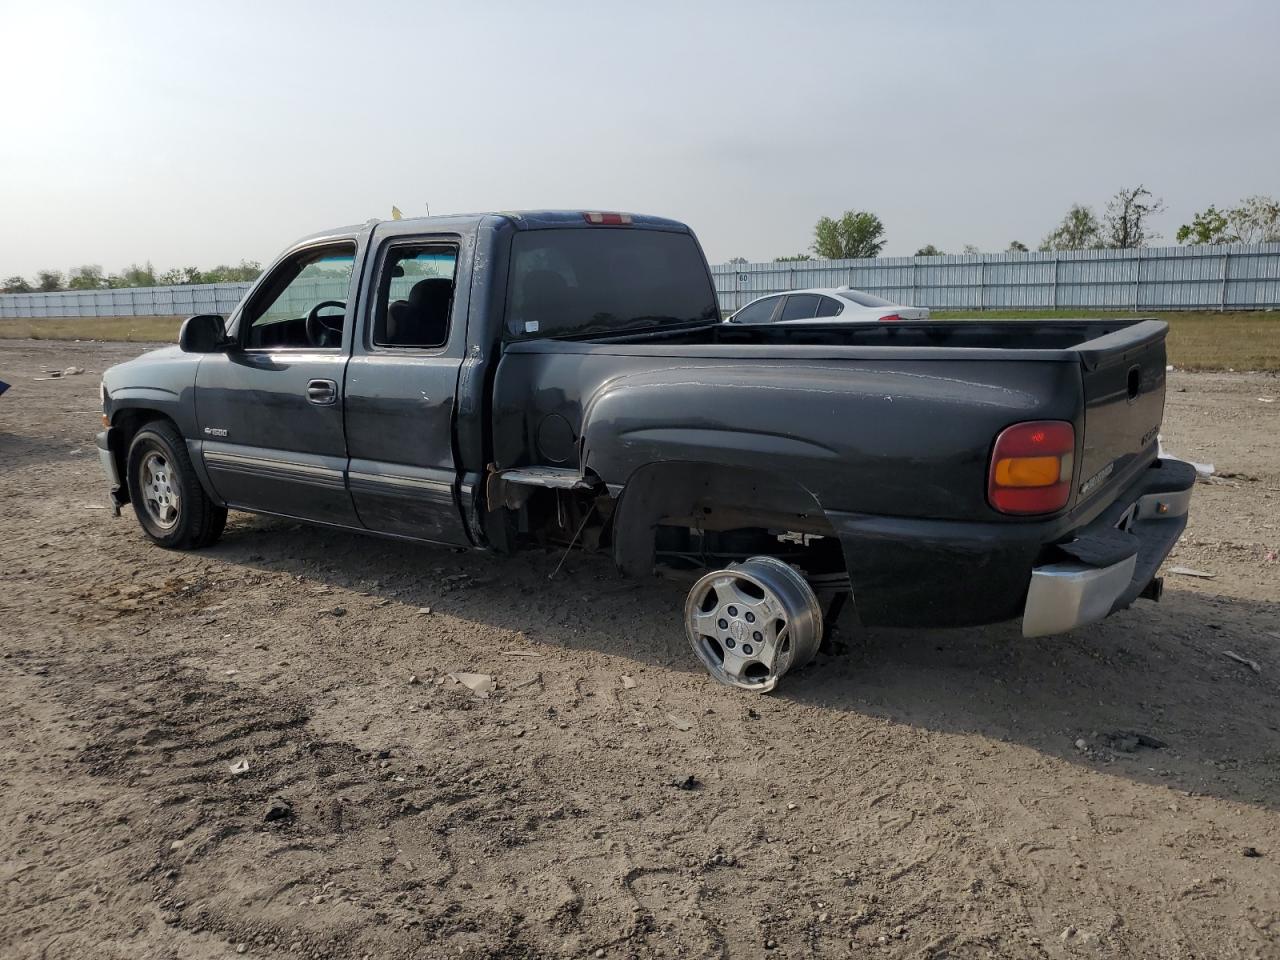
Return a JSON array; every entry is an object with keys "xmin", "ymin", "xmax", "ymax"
[{"xmin": 179, "ymin": 314, "xmax": 230, "ymax": 353}]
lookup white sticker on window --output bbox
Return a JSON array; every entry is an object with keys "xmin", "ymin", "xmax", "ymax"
[{"xmin": 524, "ymin": 320, "xmax": 540, "ymax": 333}]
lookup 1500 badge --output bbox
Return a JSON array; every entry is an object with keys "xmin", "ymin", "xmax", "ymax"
[{"xmin": 203, "ymin": 426, "xmax": 229, "ymax": 438}]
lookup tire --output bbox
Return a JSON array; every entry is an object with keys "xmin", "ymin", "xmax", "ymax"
[{"xmin": 125, "ymin": 420, "xmax": 227, "ymax": 549}]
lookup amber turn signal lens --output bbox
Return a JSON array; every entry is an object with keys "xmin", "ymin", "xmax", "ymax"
[{"xmin": 993, "ymin": 454, "xmax": 1063, "ymax": 487}]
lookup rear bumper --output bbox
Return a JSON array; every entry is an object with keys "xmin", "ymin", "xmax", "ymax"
[
  {"xmin": 826, "ymin": 456, "xmax": 1196, "ymax": 631},
  {"xmin": 1021, "ymin": 465, "xmax": 1193, "ymax": 636},
  {"xmin": 96, "ymin": 428, "xmax": 126, "ymax": 514}
]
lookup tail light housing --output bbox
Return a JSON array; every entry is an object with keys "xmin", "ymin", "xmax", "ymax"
[
  {"xmin": 988, "ymin": 420, "xmax": 1075, "ymax": 515},
  {"xmin": 877, "ymin": 313, "xmax": 901, "ymax": 322}
]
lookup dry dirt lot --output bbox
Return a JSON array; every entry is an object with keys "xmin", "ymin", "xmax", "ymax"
[{"xmin": 1, "ymin": 340, "xmax": 1278, "ymax": 960}]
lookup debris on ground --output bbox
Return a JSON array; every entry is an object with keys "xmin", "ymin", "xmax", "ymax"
[
  {"xmin": 263, "ymin": 797, "xmax": 293, "ymax": 823},
  {"xmin": 1158, "ymin": 436, "xmax": 1214, "ymax": 478},
  {"xmin": 620, "ymin": 675, "xmax": 637, "ymax": 689},
  {"xmin": 1242, "ymin": 846, "xmax": 1263, "ymax": 858},
  {"xmin": 447, "ymin": 672, "xmax": 495, "ymax": 698},
  {"xmin": 673, "ymin": 775, "xmax": 701, "ymax": 790},
  {"xmin": 1223, "ymin": 651, "xmax": 1262, "ymax": 674},
  {"xmin": 417, "ymin": 607, "xmax": 432, "ymax": 615},
  {"xmin": 667, "ymin": 714, "xmax": 693, "ymax": 732},
  {"xmin": 1167, "ymin": 566, "xmax": 1216, "ymax": 579},
  {"xmin": 228, "ymin": 758, "xmax": 250, "ymax": 775},
  {"xmin": 1100, "ymin": 731, "xmax": 1166, "ymax": 753}
]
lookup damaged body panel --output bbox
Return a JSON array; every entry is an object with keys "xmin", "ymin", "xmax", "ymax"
[{"xmin": 97, "ymin": 210, "xmax": 1193, "ymax": 647}]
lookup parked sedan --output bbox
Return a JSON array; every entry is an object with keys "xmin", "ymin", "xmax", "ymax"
[{"xmin": 727, "ymin": 287, "xmax": 929, "ymax": 324}]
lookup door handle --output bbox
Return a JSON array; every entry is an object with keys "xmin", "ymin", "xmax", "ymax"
[{"xmin": 306, "ymin": 379, "xmax": 338, "ymax": 405}]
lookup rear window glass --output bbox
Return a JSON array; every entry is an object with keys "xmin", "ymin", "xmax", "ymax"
[
  {"xmin": 839, "ymin": 289, "xmax": 896, "ymax": 308},
  {"xmin": 507, "ymin": 228, "xmax": 719, "ymax": 339}
]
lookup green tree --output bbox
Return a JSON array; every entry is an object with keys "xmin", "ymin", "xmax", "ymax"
[
  {"xmin": 774, "ymin": 253, "xmax": 812, "ymax": 262},
  {"xmin": 67, "ymin": 265, "xmax": 106, "ymax": 290},
  {"xmin": 1007, "ymin": 240, "xmax": 1028, "ymax": 252},
  {"xmin": 1176, "ymin": 206, "xmax": 1235, "ymax": 245},
  {"xmin": 158, "ymin": 266, "xmax": 201, "ymax": 285},
  {"xmin": 1226, "ymin": 195, "xmax": 1280, "ymax": 244},
  {"xmin": 195, "ymin": 260, "xmax": 262, "ymax": 283},
  {"xmin": 2, "ymin": 275, "xmax": 32, "ymax": 293},
  {"xmin": 35, "ymin": 269, "xmax": 64, "ymax": 291},
  {"xmin": 812, "ymin": 210, "xmax": 886, "ymax": 259},
  {"xmin": 110, "ymin": 261, "xmax": 157, "ymax": 287},
  {"xmin": 1040, "ymin": 204, "xmax": 1102, "ymax": 251},
  {"xmin": 962, "ymin": 244, "xmax": 980, "ymax": 255},
  {"xmin": 914, "ymin": 244, "xmax": 943, "ymax": 257},
  {"xmin": 1103, "ymin": 184, "xmax": 1165, "ymax": 248}
]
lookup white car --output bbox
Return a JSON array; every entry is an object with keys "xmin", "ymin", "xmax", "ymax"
[{"xmin": 727, "ymin": 286, "xmax": 930, "ymax": 324}]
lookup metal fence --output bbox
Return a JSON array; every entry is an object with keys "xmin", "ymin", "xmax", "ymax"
[
  {"xmin": 3, "ymin": 242, "xmax": 1280, "ymax": 320},
  {"xmin": 713, "ymin": 242, "xmax": 1280, "ymax": 313}
]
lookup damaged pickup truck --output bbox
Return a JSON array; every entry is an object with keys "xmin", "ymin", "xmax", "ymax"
[{"xmin": 98, "ymin": 210, "xmax": 1195, "ymax": 691}]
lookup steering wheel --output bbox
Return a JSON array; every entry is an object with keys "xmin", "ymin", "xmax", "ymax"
[{"xmin": 305, "ymin": 300, "xmax": 347, "ymax": 347}]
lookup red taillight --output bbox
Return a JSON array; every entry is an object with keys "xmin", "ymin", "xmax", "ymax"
[
  {"xmin": 583, "ymin": 211, "xmax": 632, "ymax": 225},
  {"xmin": 877, "ymin": 313, "xmax": 901, "ymax": 322},
  {"xmin": 988, "ymin": 420, "xmax": 1075, "ymax": 515}
]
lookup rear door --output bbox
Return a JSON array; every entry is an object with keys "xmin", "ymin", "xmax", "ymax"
[
  {"xmin": 195, "ymin": 237, "xmax": 364, "ymax": 525},
  {"xmin": 342, "ymin": 225, "xmax": 473, "ymax": 544}
]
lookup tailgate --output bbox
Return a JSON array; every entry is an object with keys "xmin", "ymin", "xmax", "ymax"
[{"xmin": 1074, "ymin": 320, "xmax": 1168, "ymax": 508}]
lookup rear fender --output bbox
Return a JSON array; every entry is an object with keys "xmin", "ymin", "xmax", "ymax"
[{"xmin": 610, "ymin": 460, "xmax": 833, "ymax": 577}]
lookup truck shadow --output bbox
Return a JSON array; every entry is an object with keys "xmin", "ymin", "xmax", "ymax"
[{"xmin": 212, "ymin": 513, "xmax": 1280, "ymax": 812}]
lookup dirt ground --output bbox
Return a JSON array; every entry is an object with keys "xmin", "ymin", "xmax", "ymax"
[{"xmin": 1, "ymin": 340, "xmax": 1277, "ymax": 960}]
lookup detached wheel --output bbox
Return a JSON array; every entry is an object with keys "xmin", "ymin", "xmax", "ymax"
[
  {"xmin": 126, "ymin": 420, "xmax": 226, "ymax": 549},
  {"xmin": 685, "ymin": 556, "xmax": 824, "ymax": 693}
]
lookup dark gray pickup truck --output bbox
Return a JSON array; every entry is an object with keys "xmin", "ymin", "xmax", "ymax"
[{"xmin": 98, "ymin": 210, "xmax": 1195, "ymax": 691}]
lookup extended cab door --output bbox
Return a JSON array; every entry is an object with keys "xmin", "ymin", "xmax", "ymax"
[
  {"xmin": 342, "ymin": 225, "xmax": 473, "ymax": 544},
  {"xmin": 194, "ymin": 235, "xmax": 365, "ymax": 525}
]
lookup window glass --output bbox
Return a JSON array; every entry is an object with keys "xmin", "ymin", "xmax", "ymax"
[
  {"xmin": 244, "ymin": 245, "xmax": 355, "ymax": 349},
  {"xmin": 373, "ymin": 246, "xmax": 458, "ymax": 348},
  {"xmin": 731, "ymin": 296, "xmax": 780, "ymax": 324},
  {"xmin": 816, "ymin": 296, "xmax": 842, "ymax": 318},
  {"xmin": 779, "ymin": 294, "xmax": 820, "ymax": 321},
  {"xmin": 507, "ymin": 228, "xmax": 719, "ymax": 339},
  {"xmin": 839, "ymin": 289, "xmax": 896, "ymax": 308}
]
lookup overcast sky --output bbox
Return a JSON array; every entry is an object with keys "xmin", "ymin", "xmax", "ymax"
[{"xmin": 1, "ymin": 0, "xmax": 1277, "ymax": 276}]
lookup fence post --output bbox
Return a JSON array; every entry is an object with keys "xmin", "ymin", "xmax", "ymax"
[
  {"xmin": 1219, "ymin": 250, "xmax": 1229, "ymax": 311},
  {"xmin": 1133, "ymin": 249, "xmax": 1141, "ymax": 312},
  {"xmin": 978, "ymin": 258, "xmax": 985, "ymax": 311},
  {"xmin": 1051, "ymin": 254, "xmax": 1059, "ymax": 308}
]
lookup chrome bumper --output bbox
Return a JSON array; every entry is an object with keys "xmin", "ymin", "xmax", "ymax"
[{"xmin": 1022, "ymin": 469, "xmax": 1194, "ymax": 637}]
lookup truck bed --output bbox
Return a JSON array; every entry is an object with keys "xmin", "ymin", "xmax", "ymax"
[{"xmin": 584, "ymin": 317, "xmax": 1166, "ymax": 365}]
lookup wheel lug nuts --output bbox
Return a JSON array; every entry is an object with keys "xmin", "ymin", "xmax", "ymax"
[
  {"xmin": 718, "ymin": 618, "xmax": 728, "ymax": 630},
  {"xmin": 726, "ymin": 606, "xmax": 738, "ymax": 616},
  {"xmin": 745, "ymin": 611, "xmax": 756, "ymax": 623},
  {"xmin": 753, "ymin": 631, "xmax": 762, "ymax": 642},
  {"xmin": 725, "ymin": 638, "xmax": 736, "ymax": 649},
  {"xmin": 742, "ymin": 644, "xmax": 754, "ymax": 656}
]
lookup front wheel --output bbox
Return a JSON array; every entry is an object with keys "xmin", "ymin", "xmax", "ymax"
[{"xmin": 126, "ymin": 421, "xmax": 227, "ymax": 549}]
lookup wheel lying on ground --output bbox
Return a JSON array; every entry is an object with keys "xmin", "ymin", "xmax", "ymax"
[
  {"xmin": 684, "ymin": 556, "xmax": 824, "ymax": 693},
  {"xmin": 125, "ymin": 420, "xmax": 227, "ymax": 549}
]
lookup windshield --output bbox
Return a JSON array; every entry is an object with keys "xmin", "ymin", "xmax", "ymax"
[
  {"xmin": 507, "ymin": 228, "xmax": 719, "ymax": 339},
  {"xmin": 839, "ymin": 289, "xmax": 896, "ymax": 308}
]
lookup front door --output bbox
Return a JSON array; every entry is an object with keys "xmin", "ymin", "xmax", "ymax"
[
  {"xmin": 194, "ymin": 237, "xmax": 364, "ymax": 526},
  {"xmin": 342, "ymin": 229, "xmax": 472, "ymax": 544}
]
